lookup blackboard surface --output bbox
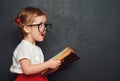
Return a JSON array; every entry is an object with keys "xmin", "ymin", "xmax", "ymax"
[{"xmin": 0, "ymin": 0, "xmax": 120, "ymax": 81}]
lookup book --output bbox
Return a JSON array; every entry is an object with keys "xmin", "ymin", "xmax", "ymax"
[
  {"xmin": 51, "ymin": 46, "xmax": 80, "ymax": 68},
  {"xmin": 41, "ymin": 47, "xmax": 80, "ymax": 75}
]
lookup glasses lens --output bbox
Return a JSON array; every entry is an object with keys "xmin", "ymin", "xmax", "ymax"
[
  {"xmin": 45, "ymin": 23, "xmax": 52, "ymax": 32},
  {"xmin": 38, "ymin": 23, "xmax": 52, "ymax": 32}
]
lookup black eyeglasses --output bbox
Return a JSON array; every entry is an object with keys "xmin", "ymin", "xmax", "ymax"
[{"xmin": 27, "ymin": 23, "xmax": 52, "ymax": 33}]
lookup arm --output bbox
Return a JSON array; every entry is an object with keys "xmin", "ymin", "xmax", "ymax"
[{"xmin": 20, "ymin": 58, "xmax": 61, "ymax": 75}]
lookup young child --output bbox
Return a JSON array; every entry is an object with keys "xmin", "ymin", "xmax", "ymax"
[{"xmin": 10, "ymin": 7, "xmax": 61, "ymax": 81}]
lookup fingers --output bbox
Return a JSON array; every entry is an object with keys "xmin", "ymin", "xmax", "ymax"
[{"xmin": 47, "ymin": 59, "xmax": 61, "ymax": 69}]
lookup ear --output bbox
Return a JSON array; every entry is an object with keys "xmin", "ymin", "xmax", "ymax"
[{"xmin": 23, "ymin": 26, "xmax": 31, "ymax": 33}]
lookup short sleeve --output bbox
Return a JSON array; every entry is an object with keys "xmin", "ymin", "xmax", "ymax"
[{"xmin": 15, "ymin": 45, "xmax": 32, "ymax": 61}]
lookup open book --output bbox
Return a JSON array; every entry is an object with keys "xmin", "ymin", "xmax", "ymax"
[
  {"xmin": 41, "ymin": 47, "xmax": 80, "ymax": 75},
  {"xmin": 51, "ymin": 47, "xmax": 80, "ymax": 67}
]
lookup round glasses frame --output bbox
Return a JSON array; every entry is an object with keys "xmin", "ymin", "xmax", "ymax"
[{"xmin": 27, "ymin": 23, "xmax": 52, "ymax": 33}]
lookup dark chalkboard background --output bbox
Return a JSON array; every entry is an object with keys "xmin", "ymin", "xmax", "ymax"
[{"xmin": 0, "ymin": 0, "xmax": 120, "ymax": 81}]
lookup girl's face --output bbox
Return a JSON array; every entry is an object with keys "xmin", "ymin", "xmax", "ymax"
[{"xmin": 26, "ymin": 15, "xmax": 47, "ymax": 43}]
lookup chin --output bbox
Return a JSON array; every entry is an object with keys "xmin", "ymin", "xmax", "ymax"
[
  {"xmin": 38, "ymin": 38, "xmax": 44, "ymax": 42},
  {"xmin": 37, "ymin": 35, "xmax": 45, "ymax": 42}
]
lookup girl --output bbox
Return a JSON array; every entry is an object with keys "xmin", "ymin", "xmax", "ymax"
[{"xmin": 10, "ymin": 7, "xmax": 61, "ymax": 81}]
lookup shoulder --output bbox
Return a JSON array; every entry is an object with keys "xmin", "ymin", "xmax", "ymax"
[
  {"xmin": 13, "ymin": 40, "xmax": 32, "ymax": 54},
  {"xmin": 15, "ymin": 40, "xmax": 29, "ymax": 49}
]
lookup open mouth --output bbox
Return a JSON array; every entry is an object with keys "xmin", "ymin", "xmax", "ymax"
[{"xmin": 41, "ymin": 33, "xmax": 46, "ymax": 37}]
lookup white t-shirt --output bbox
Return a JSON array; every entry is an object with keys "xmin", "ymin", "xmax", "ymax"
[{"xmin": 10, "ymin": 40, "xmax": 44, "ymax": 74}]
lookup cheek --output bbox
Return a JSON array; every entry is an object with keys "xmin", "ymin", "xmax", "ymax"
[
  {"xmin": 33, "ymin": 32, "xmax": 43, "ymax": 39},
  {"xmin": 32, "ymin": 28, "xmax": 39, "ymax": 35},
  {"xmin": 32, "ymin": 32, "xmax": 40, "ymax": 37},
  {"xmin": 31, "ymin": 29, "xmax": 45, "ymax": 41},
  {"xmin": 31, "ymin": 30, "xmax": 39, "ymax": 37}
]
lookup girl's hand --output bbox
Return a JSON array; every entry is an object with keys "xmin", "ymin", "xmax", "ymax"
[{"xmin": 46, "ymin": 59, "xmax": 61, "ymax": 69}]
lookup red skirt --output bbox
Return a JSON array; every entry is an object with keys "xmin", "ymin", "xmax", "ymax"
[{"xmin": 15, "ymin": 74, "xmax": 48, "ymax": 81}]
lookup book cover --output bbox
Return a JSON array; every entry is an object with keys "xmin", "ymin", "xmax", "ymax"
[
  {"xmin": 51, "ymin": 47, "xmax": 80, "ymax": 68},
  {"xmin": 41, "ymin": 47, "xmax": 80, "ymax": 75}
]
